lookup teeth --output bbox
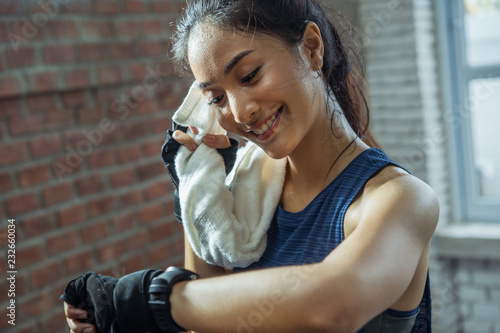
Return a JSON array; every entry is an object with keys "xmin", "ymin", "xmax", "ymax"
[{"xmin": 252, "ymin": 113, "xmax": 277, "ymax": 135}]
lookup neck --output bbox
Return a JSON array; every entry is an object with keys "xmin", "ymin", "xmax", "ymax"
[{"xmin": 285, "ymin": 102, "xmax": 368, "ymax": 192}]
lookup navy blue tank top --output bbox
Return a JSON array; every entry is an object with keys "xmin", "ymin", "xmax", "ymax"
[{"xmin": 236, "ymin": 148, "xmax": 432, "ymax": 333}]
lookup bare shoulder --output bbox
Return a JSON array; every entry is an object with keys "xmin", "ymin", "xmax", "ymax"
[{"xmin": 361, "ymin": 165, "xmax": 440, "ymax": 238}]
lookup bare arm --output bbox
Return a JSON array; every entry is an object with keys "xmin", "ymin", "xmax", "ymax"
[
  {"xmin": 170, "ymin": 175, "xmax": 439, "ymax": 333},
  {"xmin": 184, "ymin": 233, "xmax": 228, "ymax": 278}
]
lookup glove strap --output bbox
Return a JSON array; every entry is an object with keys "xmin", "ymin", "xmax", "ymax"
[{"xmin": 148, "ymin": 267, "xmax": 199, "ymax": 332}]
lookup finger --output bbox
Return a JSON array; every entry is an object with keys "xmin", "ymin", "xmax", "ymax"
[
  {"xmin": 189, "ymin": 126, "xmax": 199, "ymax": 135},
  {"xmin": 66, "ymin": 318, "xmax": 96, "ymax": 333},
  {"xmin": 64, "ymin": 302, "xmax": 88, "ymax": 320},
  {"xmin": 172, "ymin": 130, "xmax": 198, "ymax": 152},
  {"xmin": 202, "ymin": 134, "xmax": 231, "ymax": 149}
]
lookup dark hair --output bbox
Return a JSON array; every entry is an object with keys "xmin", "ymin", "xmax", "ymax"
[{"xmin": 171, "ymin": 0, "xmax": 379, "ymax": 148}]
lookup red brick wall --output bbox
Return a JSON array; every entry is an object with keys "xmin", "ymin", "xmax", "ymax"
[{"xmin": 0, "ymin": 1, "xmax": 189, "ymax": 332}]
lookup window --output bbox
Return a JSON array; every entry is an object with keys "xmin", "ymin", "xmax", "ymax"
[{"xmin": 439, "ymin": 0, "xmax": 500, "ymax": 221}]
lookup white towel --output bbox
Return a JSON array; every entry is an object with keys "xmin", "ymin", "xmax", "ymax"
[{"xmin": 173, "ymin": 82, "xmax": 287, "ymax": 269}]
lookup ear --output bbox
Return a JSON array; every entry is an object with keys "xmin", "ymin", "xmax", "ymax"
[{"xmin": 301, "ymin": 22, "xmax": 324, "ymax": 71}]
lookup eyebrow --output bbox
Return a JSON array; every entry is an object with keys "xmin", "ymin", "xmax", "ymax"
[{"xmin": 197, "ymin": 49, "xmax": 255, "ymax": 89}]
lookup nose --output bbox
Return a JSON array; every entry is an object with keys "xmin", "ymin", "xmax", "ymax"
[{"xmin": 227, "ymin": 92, "xmax": 259, "ymax": 124}]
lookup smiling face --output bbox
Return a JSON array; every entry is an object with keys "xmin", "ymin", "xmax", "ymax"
[{"xmin": 187, "ymin": 21, "xmax": 329, "ymax": 159}]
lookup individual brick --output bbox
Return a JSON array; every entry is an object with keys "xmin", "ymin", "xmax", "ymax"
[
  {"xmin": 26, "ymin": 95, "xmax": 57, "ymax": 112},
  {"xmin": 32, "ymin": 71, "xmax": 58, "ymax": 93},
  {"xmin": 109, "ymin": 167, "xmax": 136, "ymax": 188},
  {"xmin": 0, "ymin": 97, "xmax": 22, "ymax": 119},
  {"xmin": 95, "ymin": 0, "xmax": 121, "ymax": 15},
  {"xmin": 142, "ymin": 19, "xmax": 163, "ymax": 35},
  {"xmin": 29, "ymin": 134, "xmax": 62, "ymax": 158},
  {"xmin": 137, "ymin": 161, "xmax": 165, "ymax": 181},
  {"xmin": 47, "ymin": 231, "xmax": 79, "ymax": 255},
  {"xmin": 147, "ymin": 243, "xmax": 171, "ymax": 266},
  {"xmin": 79, "ymin": 43, "xmax": 108, "ymax": 61},
  {"xmin": 0, "ymin": 172, "xmax": 13, "ymax": 193},
  {"xmin": 0, "ymin": 75, "xmax": 23, "ymax": 98},
  {"xmin": 98, "ymin": 66, "xmax": 123, "ymax": 85},
  {"xmin": 62, "ymin": 91, "xmax": 86, "ymax": 108},
  {"xmin": 120, "ymin": 254, "xmax": 145, "ymax": 275},
  {"xmin": 5, "ymin": 46, "xmax": 36, "ymax": 68},
  {"xmin": 64, "ymin": 250, "xmax": 93, "ymax": 274},
  {"xmin": 144, "ymin": 182, "xmax": 169, "ymax": 200},
  {"xmin": 43, "ymin": 44, "xmax": 75, "ymax": 64},
  {"xmin": 110, "ymin": 42, "xmax": 136, "ymax": 59},
  {"xmin": 138, "ymin": 40, "xmax": 163, "ymax": 56},
  {"xmin": 87, "ymin": 149, "xmax": 116, "ymax": 169},
  {"xmin": 124, "ymin": 230, "xmax": 148, "ymax": 251},
  {"xmin": 87, "ymin": 195, "xmax": 115, "ymax": 217},
  {"xmin": 118, "ymin": 189, "xmax": 142, "ymax": 208},
  {"xmin": 123, "ymin": 119, "xmax": 148, "ymax": 140},
  {"xmin": 6, "ymin": 193, "xmax": 38, "ymax": 215},
  {"xmin": 47, "ymin": 20, "xmax": 78, "ymax": 38},
  {"xmin": 17, "ymin": 244, "xmax": 43, "ymax": 267},
  {"xmin": 116, "ymin": 144, "xmax": 142, "ymax": 163},
  {"xmin": 30, "ymin": 262, "xmax": 62, "ymax": 288},
  {"xmin": 139, "ymin": 203, "xmax": 165, "ymax": 223},
  {"xmin": 42, "ymin": 182, "xmax": 73, "ymax": 206},
  {"xmin": 8, "ymin": 114, "xmax": 42, "ymax": 136},
  {"xmin": 149, "ymin": 221, "xmax": 174, "ymax": 242},
  {"xmin": 114, "ymin": 21, "xmax": 141, "ymax": 37},
  {"xmin": 97, "ymin": 240, "xmax": 125, "ymax": 262},
  {"xmin": 151, "ymin": 115, "xmax": 170, "ymax": 134},
  {"xmin": 17, "ymin": 163, "xmax": 52, "ymax": 187},
  {"xmin": 80, "ymin": 220, "xmax": 109, "ymax": 244},
  {"xmin": 150, "ymin": 1, "xmax": 173, "ymax": 13},
  {"xmin": 112, "ymin": 212, "xmax": 137, "ymax": 232},
  {"xmin": 66, "ymin": 69, "xmax": 91, "ymax": 89},
  {"xmin": 81, "ymin": 20, "xmax": 112, "ymax": 38},
  {"xmin": 75, "ymin": 175, "xmax": 105, "ymax": 196},
  {"xmin": 0, "ymin": 141, "xmax": 28, "ymax": 165},
  {"xmin": 21, "ymin": 213, "xmax": 57, "ymax": 238},
  {"xmin": 124, "ymin": 0, "xmax": 147, "ymax": 13},
  {"xmin": 58, "ymin": 204, "xmax": 87, "ymax": 227}
]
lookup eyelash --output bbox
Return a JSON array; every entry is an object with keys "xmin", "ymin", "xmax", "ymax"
[
  {"xmin": 208, "ymin": 66, "xmax": 262, "ymax": 106},
  {"xmin": 241, "ymin": 66, "xmax": 261, "ymax": 84}
]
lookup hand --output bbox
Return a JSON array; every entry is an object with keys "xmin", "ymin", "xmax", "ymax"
[
  {"xmin": 64, "ymin": 302, "xmax": 95, "ymax": 333},
  {"xmin": 162, "ymin": 124, "xmax": 239, "ymax": 223},
  {"xmin": 172, "ymin": 126, "xmax": 232, "ymax": 152}
]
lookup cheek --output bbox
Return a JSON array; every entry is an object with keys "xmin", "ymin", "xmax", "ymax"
[{"xmin": 216, "ymin": 109, "xmax": 238, "ymax": 132}]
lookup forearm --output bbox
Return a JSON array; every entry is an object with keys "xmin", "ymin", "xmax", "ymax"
[
  {"xmin": 184, "ymin": 233, "xmax": 227, "ymax": 278},
  {"xmin": 170, "ymin": 263, "xmax": 339, "ymax": 333}
]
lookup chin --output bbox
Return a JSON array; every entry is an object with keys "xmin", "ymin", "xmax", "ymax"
[{"xmin": 256, "ymin": 145, "xmax": 290, "ymax": 160}]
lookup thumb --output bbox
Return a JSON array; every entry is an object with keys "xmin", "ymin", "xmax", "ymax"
[{"xmin": 202, "ymin": 134, "xmax": 231, "ymax": 149}]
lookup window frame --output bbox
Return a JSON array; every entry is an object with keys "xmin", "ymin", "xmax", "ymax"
[{"xmin": 437, "ymin": 0, "xmax": 500, "ymax": 222}]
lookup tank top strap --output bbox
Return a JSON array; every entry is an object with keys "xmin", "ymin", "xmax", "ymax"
[{"xmin": 332, "ymin": 148, "xmax": 410, "ymax": 244}]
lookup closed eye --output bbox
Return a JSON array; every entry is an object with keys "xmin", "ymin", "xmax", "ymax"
[
  {"xmin": 241, "ymin": 66, "xmax": 261, "ymax": 84},
  {"xmin": 208, "ymin": 95, "xmax": 224, "ymax": 106},
  {"xmin": 207, "ymin": 66, "xmax": 261, "ymax": 107}
]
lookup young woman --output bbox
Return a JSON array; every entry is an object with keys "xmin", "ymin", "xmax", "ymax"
[{"xmin": 64, "ymin": 1, "xmax": 438, "ymax": 332}]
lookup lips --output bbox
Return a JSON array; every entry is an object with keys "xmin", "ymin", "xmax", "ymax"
[
  {"xmin": 247, "ymin": 106, "xmax": 283, "ymax": 142},
  {"xmin": 251, "ymin": 112, "xmax": 278, "ymax": 135}
]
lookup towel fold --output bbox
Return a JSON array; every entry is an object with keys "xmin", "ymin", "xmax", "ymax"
[{"xmin": 172, "ymin": 82, "xmax": 287, "ymax": 269}]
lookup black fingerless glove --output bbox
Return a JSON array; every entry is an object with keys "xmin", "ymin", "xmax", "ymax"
[
  {"xmin": 161, "ymin": 124, "xmax": 239, "ymax": 223},
  {"xmin": 60, "ymin": 268, "xmax": 198, "ymax": 333},
  {"xmin": 60, "ymin": 271, "xmax": 119, "ymax": 332}
]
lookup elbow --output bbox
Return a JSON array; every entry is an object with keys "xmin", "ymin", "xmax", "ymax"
[
  {"xmin": 301, "ymin": 268, "xmax": 366, "ymax": 332},
  {"xmin": 306, "ymin": 305, "xmax": 360, "ymax": 333}
]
